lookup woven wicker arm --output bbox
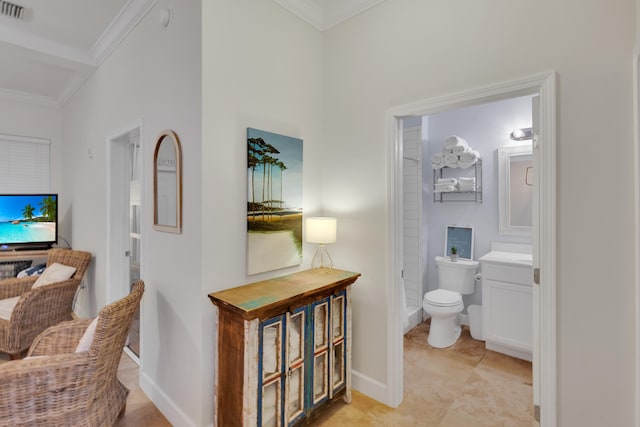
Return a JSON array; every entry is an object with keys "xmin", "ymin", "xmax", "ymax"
[
  {"xmin": 0, "ymin": 276, "xmax": 37, "ymax": 299},
  {"xmin": 0, "ymin": 278, "xmax": 81, "ymax": 355},
  {"xmin": 28, "ymin": 318, "xmax": 91, "ymax": 357},
  {"xmin": 0, "ymin": 353, "xmax": 94, "ymax": 426}
]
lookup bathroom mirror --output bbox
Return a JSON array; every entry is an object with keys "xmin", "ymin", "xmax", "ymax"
[
  {"xmin": 498, "ymin": 145, "xmax": 532, "ymax": 237},
  {"xmin": 153, "ymin": 130, "xmax": 182, "ymax": 233}
]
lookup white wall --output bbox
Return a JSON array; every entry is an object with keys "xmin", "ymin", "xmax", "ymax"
[
  {"xmin": 202, "ymin": 0, "xmax": 324, "ymax": 424},
  {"xmin": 60, "ymin": 0, "xmax": 204, "ymax": 425},
  {"xmin": 323, "ymin": 0, "xmax": 636, "ymax": 424},
  {"xmin": 424, "ymin": 96, "xmax": 532, "ymax": 307}
]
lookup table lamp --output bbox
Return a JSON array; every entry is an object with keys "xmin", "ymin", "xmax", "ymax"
[{"xmin": 306, "ymin": 217, "xmax": 337, "ymax": 270}]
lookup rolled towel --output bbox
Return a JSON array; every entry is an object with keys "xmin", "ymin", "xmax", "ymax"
[
  {"xmin": 442, "ymin": 147, "xmax": 454, "ymax": 155},
  {"xmin": 457, "ymin": 158, "xmax": 478, "ymax": 169},
  {"xmin": 458, "ymin": 149, "xmax": 479, "ymax": 164},
  {"xmin": 452, "ymin": 140, "xmax": 470, "ymax": 155},
  {"xmin": 444, "ymin": 135, "xmax": 468, "ymax": 150},
  {"xmin": 434, "ymin": 185, "xmax": 456, "ymax": 193},
  {"xmin": 431, "ymin": 152, "xmax": 444, "ymax": 164},
  {"xmin": 437, "ymin": 177, "xmax": 458, "ymax": 185},
  {"xmin": 432, "ymin": 161, "xmax": 444, "ymax": 170},
  {"xmin": 444, "ymin": 153, "xmax": 459, "ymax": 168}
]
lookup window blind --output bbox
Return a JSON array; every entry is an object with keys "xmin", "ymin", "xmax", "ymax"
[{"xmin": 0, "ymin": 134, "xmax": 50, "ymax": 193}]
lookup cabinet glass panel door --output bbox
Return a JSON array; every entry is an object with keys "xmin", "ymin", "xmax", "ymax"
[
  {"xmin": 259, "ymin": 316, "xmax": 285, "ymax": 427},
  {"xmin": 330, "ymin": 292, "xmax": 346, "ymax": 394},
  {"xmin": 286, "ymin": 307, "xmax": 305, "ymax": 426},
  {"xmin": 311, "ymin": 298, "xmax": 330, "ymax": 407}
]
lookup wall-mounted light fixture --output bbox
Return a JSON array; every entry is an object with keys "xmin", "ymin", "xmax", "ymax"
[
  {"xmin": 510, "ymin": 127, "xmax": 534, "ymax": 141},
  {"xmin": 306, "ymin": 217, "xmax": 337, "ymax": 270}
]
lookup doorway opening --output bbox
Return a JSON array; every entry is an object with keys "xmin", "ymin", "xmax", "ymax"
[
  {"xmin": 107, "ymin": 120, "xmax": 144, "ymax": 363},
  {"xmin": 387, "ymin": 72, "xmax": 556, "ymax": 426}
]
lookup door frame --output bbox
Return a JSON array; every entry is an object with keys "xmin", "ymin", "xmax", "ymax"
[
  {"xmin": 632, "ymin": 41, "xmax": 640, "ymax": 427},
  {"xmin": 386, "ymin": 71, "xmax": 557, "ymax": 425}
]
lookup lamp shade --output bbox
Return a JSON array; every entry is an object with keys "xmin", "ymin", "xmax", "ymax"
[{"xmin": 305, "ymin": 217, "xmax": 337, "ymax": 244}]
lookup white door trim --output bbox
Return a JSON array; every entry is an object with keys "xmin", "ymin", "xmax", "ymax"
[
  {"xmin": 632, "ymin": 39, "xmax": 640, "ymax": 427},
  {"xmin": 106, "ymin": 118, "xmax": 145, "ymax": 304},
  {"xmin": 386, "ymin": 71, "xmax": 557, "ymax": 425}
]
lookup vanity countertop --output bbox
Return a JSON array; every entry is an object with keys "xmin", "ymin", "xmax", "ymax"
[{"xmin": 478, "ymin": 251, "xmax": 533, "ymax": 267}]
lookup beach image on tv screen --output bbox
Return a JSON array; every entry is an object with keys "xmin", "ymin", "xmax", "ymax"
[{"xmin": 0, "ymin": 195, "xmax": 56, "ymax": 244}]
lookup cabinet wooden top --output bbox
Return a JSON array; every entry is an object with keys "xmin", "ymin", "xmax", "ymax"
[{"xmin": 209, "ymin": 269, "xmax": 361, "ymax": 320}]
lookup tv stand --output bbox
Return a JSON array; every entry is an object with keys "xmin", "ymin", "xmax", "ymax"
[
  {"xmin": 0, "ymin": 249, "xmax": 49, "ymax": 261},
  {"xmin": 12, "ymin": 245, "xmax": 51, "ymax": 252}
]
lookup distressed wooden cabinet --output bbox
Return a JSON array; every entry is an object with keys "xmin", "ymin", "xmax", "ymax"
[{"xmin": 209, "ymin": 269, "xmax": 360, "ymax": 427}]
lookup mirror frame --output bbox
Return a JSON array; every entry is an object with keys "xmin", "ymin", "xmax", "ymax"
[
  {"xmin": 498, "ymin": 145, "xmax": 532, "ymax": 237},
  {"xmin": 153, "ymin": 129, "xmax": 182, "ymax": 233}
]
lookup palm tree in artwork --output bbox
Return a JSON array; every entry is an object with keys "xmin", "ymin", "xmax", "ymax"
[
  {"xmin": 276, "ymin": 160, "xmax": 287, "ymax": 210},
  {"xmin": 248, "ymin": 137, "xmax": 265, "ymax": 212},
  {"xmin": 39, "ymin": 196, "xmax": 56, "ymax": 221},
  {"xmin": 22, "ymin": 204, "xmax": 35, "ymax": 220}
]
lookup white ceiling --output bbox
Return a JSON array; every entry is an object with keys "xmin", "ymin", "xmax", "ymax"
[{"xmin": 0, "ymin": 0, "xmax": 385, "ymax": 109}]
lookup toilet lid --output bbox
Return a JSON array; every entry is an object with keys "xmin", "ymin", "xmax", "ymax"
[{"xmin": 425, "ymin": 289, "xmax": 462, "ymax": 307}]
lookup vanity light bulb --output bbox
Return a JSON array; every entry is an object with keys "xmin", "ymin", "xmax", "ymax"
[{"xmin": 511, "ymin": 128, "xmax": 524, "ymax": 139}]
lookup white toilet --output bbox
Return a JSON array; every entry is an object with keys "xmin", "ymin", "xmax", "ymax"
[{"xmin": 423, "ymin": 256, "xmax": 479, "ymax": 348}]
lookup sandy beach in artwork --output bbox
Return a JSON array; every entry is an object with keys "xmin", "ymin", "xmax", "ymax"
[{"xmin": 27, "ymin": 222, "xmax": 55, "ymax": 231}]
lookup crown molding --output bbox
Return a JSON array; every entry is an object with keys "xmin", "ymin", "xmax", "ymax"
[
  {"xmin": 272, "ymin": 0, "xmax": 324, "ymax": 30},
  {"xmin": 0, "ymin": 86, "xmax": 59, "ymax": 109},
  {"xmin": 323, "ymin": 0, "xmax": 386, "ymax": 30},
  {"xmin": 90, "ymin": 0, "xmax": 158, "ymax": 65},
  {"xmin": 273, "ymin": 0, "xmax": 387, "ymax": 31}
]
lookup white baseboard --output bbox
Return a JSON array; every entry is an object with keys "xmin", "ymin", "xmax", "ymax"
[
  {"xmin": 351, "ymin": 369, "xmax": 388, "ymax": 404},
  {"xmin": 140, "ymin": 370, "xmax": 195, "ymax": 427}
]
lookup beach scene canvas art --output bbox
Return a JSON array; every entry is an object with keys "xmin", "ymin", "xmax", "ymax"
[
  {"xmin": 247, "ymin": 128, "xmax": 302, "ymax": 275},
  {"xmin": 0, "ymin": 195, "xmax": 57, "ymax": 244}
]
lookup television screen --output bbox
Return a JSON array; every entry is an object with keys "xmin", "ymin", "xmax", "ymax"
[{"xmin": 0, "ymin": 194, "xmax": 58, "ymax": 249}]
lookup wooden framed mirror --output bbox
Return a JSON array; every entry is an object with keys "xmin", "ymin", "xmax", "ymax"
[{"xmin": 153, "ymin": 130, "xmax": 182, "ymax": 233}]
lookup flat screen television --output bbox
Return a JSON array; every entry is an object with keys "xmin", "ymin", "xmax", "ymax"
[{"xmin": 0, "ymin": 194, "xmax": 58, "ymax": 250}]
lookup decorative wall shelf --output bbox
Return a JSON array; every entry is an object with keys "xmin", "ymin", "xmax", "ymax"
[{"xmin": 433, "ymin": 159, "xmax": 483, "ymax": 203}]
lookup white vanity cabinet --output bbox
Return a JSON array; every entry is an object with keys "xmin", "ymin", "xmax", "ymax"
[
  {"xmin": 209, "ymin": 269, "xmax": 360, "ymax": 427},
  {"xmin": 480, "ymin": 250, "xmax": 533, "ymax": 362}
]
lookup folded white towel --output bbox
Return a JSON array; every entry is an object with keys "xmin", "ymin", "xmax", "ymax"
[
  {"xmin": 434, "ymin": 185, "xmax": 456, "ymax": 193},
  {"xmin": 458, "ymin": 150, "xmax": 479, "ymax": 163},
  {"xmin": 437, "ymin": 177, "xmax": 458, "ymax": 185},
  {"xmin": 458, "ymin": 184, "xmax": 476, "ymax": 192},
  {"xmin": 458, "ymin": 177, "xmax": 476, "ymax": 184},
  {"xmin": 444, "ymin": 153, "xmax": 459, "ymax": 168},
  {"xmin": 444, "ymin": 135, "xmax": 468, "ymax": 150},
  {"xmin": 434, "ymin": 184, "xmax": 456, "ymax": 190}
]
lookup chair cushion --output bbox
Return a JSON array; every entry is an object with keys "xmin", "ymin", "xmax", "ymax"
[
  {"xmin": 75, "ymin": 316, "xmax": 99, "ymax": 353},
  {"xmin": 33, "ymin": 263, "xmax": 77, "ymax": 288},
  {"xmin": 0, "ymin": 296, "xmax": 20, "ymax": 320}
]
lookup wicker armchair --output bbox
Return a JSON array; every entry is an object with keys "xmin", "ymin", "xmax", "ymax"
[
  {"xmin": 0, "ymin": 248, "xmax": 91, "ymax": 358},
  {"xmin": 0, "ymin": 280, "xmax": 144, "ymax": 426}
]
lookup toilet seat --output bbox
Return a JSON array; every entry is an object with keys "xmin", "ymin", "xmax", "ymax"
[{"xmin": 424, "ymin": 289, "xmax": 462, "ymax": 307}]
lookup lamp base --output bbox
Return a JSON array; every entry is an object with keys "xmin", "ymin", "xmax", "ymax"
[{"xmin": 311, "ymin": 245, "xmax": 333, "ymax": 271}]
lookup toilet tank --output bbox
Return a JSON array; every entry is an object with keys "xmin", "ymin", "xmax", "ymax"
[{"xmin": 435, "ymin": 256, "xmax": 479, "ymax": 295}]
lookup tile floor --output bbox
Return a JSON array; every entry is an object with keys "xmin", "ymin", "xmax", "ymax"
[
  {"xmin": 0, "ymin": 319, "xmax": 534, "ymax": 426},
  {"xmin": 309, "ymin": 320, "xmax": 534, "ymax": 426}
]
